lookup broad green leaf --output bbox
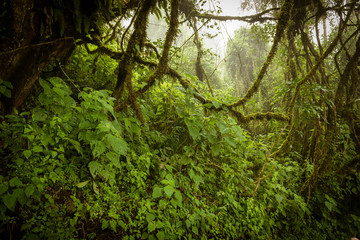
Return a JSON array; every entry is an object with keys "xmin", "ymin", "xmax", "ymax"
[
  {"xmin": 232, "ymin": 125, "xmax": 244, "ymax": 141},
  {"xmin": 325, "ymin": 201, "xmax": 333, "ymax": 211},
  {"xmin": 174, "ymin": 190, "xmax": 182, "ymax": 206},
  {"xmin": 0, "ymin": 182, "xmax": 9, "ymax": 195},
  {"xmin": 224, "ymin": 136, "xmax": 236, "ymax": 148},
  {"xmin": 152, "ymin": 186, "xmax": 162, "ymax": 198},
  {"xmin": 89, "ymin": 161, "xmax": 102, "ymax": 177},
  {"xmin": 13, "ymin": 188, "xmax": 26, "ymax": 205},
  {"xmin": 105, "ymin": 134, "xmax": 128, "ymax": 155},
  {"xmin": 146, "ymin": 213, "xmax": 156, "ymax": 222},
  {"xmin": 156, "ymin": 231, "xmax": 165, "ymax": 240},
  {"xmin": 9, "ymin": 177, "xmax": 23, "ymax": 187},
  {"xmin": 101, "ymin": 219, "xmax": 109, "ymax": 230},
  {"xmin": 109, "ymin": 219, "xmax": 117, "ymax": 232},
  {"xmin": 49, "ymin": 172, "xmax": 58, "ymax": 183},
  {"xmin": 163, "ymin": 185, "xmax": 175, "ymax": 198},
  {"xmin": 64, "ymin": 138, "xmax": 83, "ymax": 155},
  {"xmin": 76, "ymin": 180, "xmax": 90, "ymax": 188},
  {"xmin": 25, "ymin": 185, "xmax": 36, "ymax": 198},
  {"xmin": 185, "ymin": 119, "xmax": 200, "ymax": 140},
  {"xmin": 192, "ymin": 226, "xmax": 198, "ymax": 235},
  {"xmin": 159, "ymin": 199, "xmax": 167, "ymax": 209},
  {"xmin": 148, "ymin": 221, "xmax": 156, "ymax": 232},
  {"xmin": 15, "ymin": 158, "xmax": 24, "ymax": 166},
  {"xmin": 92, "ymin": 141, "xmax": 106, "ymax": 158},
  {"xmin": 193, "ymin": 175, "xmax": 203, "ymax": 185},
  {"xmin": 23, "ymin": 150, "xmax": 32, "ymax": 159},
  {"xmin": 106, "ymin": 151, "xmax": 121, "ymax": 169},
  {"xmin": 216, "ymin": 121, "xmax": 229, "ymax": 134},
  {"xmin": 185, "ymin": 219, "xmax": 191, "ymax": 228},
  {"xmin": 211, "ymin": 144, "xmax": 221, "ymax": 156},
  {"xmin": 2, "ymin": 193, "xmax": 16, "ymax": 211},
  {"xmin": 97, "ymin": 120, "xmax": 113, "ymax": 133},
  {"xmin": 189, "ymin": 169, "xmax": 195, "ymax": 180},
  {"xmin": 32, "ymin": 107, "xmax": 48, "ymax": 122},
  {"xmin": 156, "ymin": 221, "xmax": 164, "ymax": 229}
]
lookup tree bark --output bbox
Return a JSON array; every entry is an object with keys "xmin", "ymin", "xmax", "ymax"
[{"xmin": 0, "ymin": 0, "xmax": 75, "ymax": 114}]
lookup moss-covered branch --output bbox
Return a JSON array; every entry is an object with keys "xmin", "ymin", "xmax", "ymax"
[
  {"xmin": 134, "ymin": 56, "xmax": 288, "ymax": 124},
  {"xmin": 195, "ymin": 7, "xmax": 279, "ymax": 23},
  {"xmin": 113, "ymin": 0, "xmax": 157, "ymax": 101},
  {"xmin": 229, "ymin": 0, "xmax": 293, "ymax": 108},
  {"xmin": 273, "ymin": 1, "xmax": 357, "ymax": 158},
  {"xmin": 135, "ymin": 0, "xmax": 180, "ymax": 96}
]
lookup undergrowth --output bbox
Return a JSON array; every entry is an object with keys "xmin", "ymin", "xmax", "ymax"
[{"xmin": 0, "ymin": 77, "xmax": 359, "ymax": 239}]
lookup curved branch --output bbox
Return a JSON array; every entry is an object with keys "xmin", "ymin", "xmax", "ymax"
[
  {"xmin": 194, "ymin": 7, "xmax": 279, "ymax": 23},
  {"xmin": 229, "ymin": 0, "xmax": 293, "ymax": 108}
]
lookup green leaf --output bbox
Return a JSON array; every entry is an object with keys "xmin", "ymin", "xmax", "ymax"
[
  {"xmin": 92, "ymin": 181, "xmax": 100, "ymax": 194},
  {"xmin": 13, "ymin": 188, "xmax": 26, "ymax": 205},
  {"xmin": 185, "ymin": 119, "xmax": 200, "ymax": 140},
  {"xmin": 9, "ymin": 177, "xmax": 23, "ymax": 187},
  {"xmin": 92, "ymin": 141, "xmax": 106, "ymax": 158},
  {"xmin": 146, "ymin": 213, "xmax": 156, "ymax": 222},
  {"xmin": 232, "ymin": 125, "xmax": 244, "ymax": 141},
  {"xmin": 97, "ymin": 120, "xmax": 113, "ymax": 133},
  {"xmin": 163, "ymin": 185, "xmax": 175, "ymax": 198},
  {"xmin": 224, "ymin": 136, "xmax": 236, "ymax": 148},
  {"xmin": 89, "ymin": 161, "xmax": 102, "ymax": 178},
  {"xmin": 174, "ymin": 190, "xmax": 183, "ymax": 206},
  {"xmin": 32, "ymin": 145, "xmax": 43, "ymax": 153},
  {"xmin": 49, "ymin": 172, "xmax": 58, "ymax": 183},
  {"xmin": 152, "ymin": 186, "xmax": 162, "ymax": 198},
  {"xmin": 109, "ymin": 219, "xmax": 117, "ymax": 232},
  {"xmin": 189, "ymin": 169, "xmax": 195, "ymax": 180},
  {"xmin": 148, "ymin": 221, "xmax": 156, "ymax": 232},
  {"xmin": 192, "ymin": 226, "xmax": 198, "ymax": 235},
  {"xmin": 25, "ymin": 185, "xmax": 36, "ymax": 198},
  {"xmin": 32, "ymin": 107, "xmax": 48, "ymax": 122},
  {"xmin": 156, "ymin": 221, "xmax": 164, "ymax": 229},
  {"xmin": 101, "ymin": 219, "xmax": 109, "ymax": 230},
  {"xmin": 325, "ymin": 201, "xmax": 333, "ymax": 211},
  {"xmin": 216, "ymin": 121, "xmax": 229, "ymax": 134},
  {"xmin": 105, "ymin": 134, "xmax": 128, "ymax": 155},
  {"xmin": 156, "ymin": 231, "xmax": 165, "ymax": 240},
  {"xmin": 106, "ymin": 151, "xmax": 121, "ymax": 169},
  {"xmin": 193, "ymin": 175, "xmax": 203, "ymax": 185},
  {"xmin": 0, "ymin": 182, "xmax": 9, "ymax": 196},
  {"xmin": 2, "ymin": 193, "xmax": 16, "ymax": 211},
  {"xmin": 23, "ymin": 150, "xmax": 32, "ymax": 159},
  {"xmin": 76, "ymin": 180, "xmax": 90, "ymax": 188},
  {"xmin": 211, "ymin": 144, "xmax": 221, "ymax": 156},
  {"xmin": 185, "ymin": 219, "xmax": 191, "ymax": 228}
]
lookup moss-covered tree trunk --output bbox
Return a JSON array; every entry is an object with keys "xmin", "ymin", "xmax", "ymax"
[{"xmin": 0, "ymin": 0, "xmax": 77, "ymax": 114}]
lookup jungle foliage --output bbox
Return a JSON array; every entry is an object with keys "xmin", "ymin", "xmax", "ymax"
[{"xmin": 0, "ymin": 0, "xmax": 360, "ymax": 239}]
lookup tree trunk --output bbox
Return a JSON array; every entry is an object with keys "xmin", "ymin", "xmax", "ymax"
[{"xmin": 0, "ymin": 0, "xmax": 76, "ymax": 114}]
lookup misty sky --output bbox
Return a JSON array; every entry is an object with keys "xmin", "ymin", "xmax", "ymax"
[
  {"xmin": 201, "ymin": 0, "xmax": 252, "ymax": 56},
  {"xmin": 146, "ymin": 0, "xmax": 255, "ymax": 57}
]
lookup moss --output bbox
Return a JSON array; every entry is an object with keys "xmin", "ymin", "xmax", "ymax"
[
  {"xmin": 287, "ymin": 1, "xmax": 356, "ymax": 118},
  {"xmin": 229, "ymin": 0, "xmax": 293, "ymax": 108}
]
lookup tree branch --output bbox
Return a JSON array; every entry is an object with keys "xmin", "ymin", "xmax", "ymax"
[{"xmin": 194, "ymin": 7, "xmax": 279, "ymax": 23}]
